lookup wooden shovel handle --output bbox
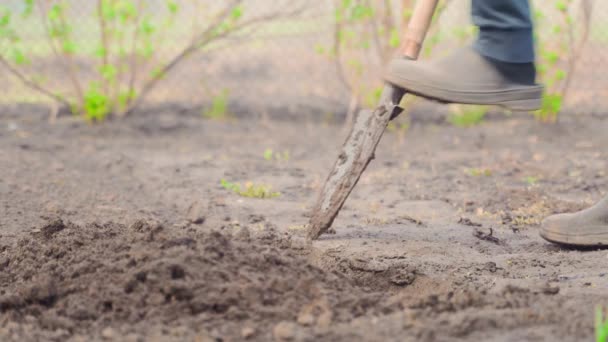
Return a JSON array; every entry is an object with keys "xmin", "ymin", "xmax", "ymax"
[
  {"xmin": 402, "ymin": 0, "xmax": 439, "ymax": 59},
  {"xmin": 306, "ymin": 0, "xmax": 440, "ymax": 241}
]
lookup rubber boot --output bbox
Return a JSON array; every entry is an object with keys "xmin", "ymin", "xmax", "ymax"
[
  {"xmin": 541, "ymin": 195, "xmax": 608, "ymax": 246},
  {"xmin": 384, "ymin": 46, "xmax": 543, "ymax": 111}
]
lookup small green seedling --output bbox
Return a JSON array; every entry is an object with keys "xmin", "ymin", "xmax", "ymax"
[
  {"xmin": 448, "ymin": 105, "xmax": 488, "ymax": 127},
  {"xmin": 596, "ymin": 306, "xmax": 608, "ymax": 342},
  {"xmin": 263, "ymin": 148, "xmax": 290, "ymax": 161},
  {"xmin": 523, "ymin": 176, "xmax": 540, "ymax": 185},
  {"xmin": 220, "ymin": 179, "xmax": 280, "ymax": 199},
  {"xmin": 203, "ymin": 89, "xmax": 231, "ymax": 120},
  {"xmin": 468, "ymin": 168, "xmax": 492, "ymax": 177}
]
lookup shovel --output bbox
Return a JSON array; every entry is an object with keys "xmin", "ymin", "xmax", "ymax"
[{"xmin": 307, "ymin": 0, "xmax": 439, "ymax": 240}]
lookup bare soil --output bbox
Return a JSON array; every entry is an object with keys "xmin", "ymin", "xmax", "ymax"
[{"xmin": 1, "ymin": 104, "xmax": 608, "ymax": 341}]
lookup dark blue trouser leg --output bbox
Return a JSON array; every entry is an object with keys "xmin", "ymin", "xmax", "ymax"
[{"xmin": 471, "ymin": 0, "xmax": 535, "ymax": 63}]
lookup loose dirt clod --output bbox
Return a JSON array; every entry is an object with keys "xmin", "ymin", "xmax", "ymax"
[
  {"xmin": 273, "ymin": 321, "xmax": 298, "ymax": 341},
  {"xmin": 458, "ymin": 217, "xmax": 482, "ymax": 227},
  {"xmin": 472, "ymin": 228, "xmax": 502, "ymax": 245},
  {"xmin": 38, "ymin": 218, "xmax": 66, "ymax": 239},
  {"xmin": 186, "ymin": 200, "xmax": 207, "ymax": 224},
  {"xmin": 0, "ymin": 218, "xmax": 391, "ymax": 341}
]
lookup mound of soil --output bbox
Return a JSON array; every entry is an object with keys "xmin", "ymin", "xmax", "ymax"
[{"xmin": 0, "ymin": 218, "xmax": 389, "ymax": 341}]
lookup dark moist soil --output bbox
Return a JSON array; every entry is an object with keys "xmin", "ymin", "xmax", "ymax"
[{"xmin": 1, "ymin": 104, "xmax": 608, "ymax": 341}]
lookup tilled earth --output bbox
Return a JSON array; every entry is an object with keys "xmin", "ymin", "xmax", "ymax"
[{"xmin": 1, "ymin": 104, "xmax": 608, "ymax": 341}]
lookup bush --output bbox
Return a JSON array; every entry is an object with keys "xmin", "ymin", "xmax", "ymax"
[{"xmin": 0, "ymin": 0, "xmax": 304, "ymax": 122}]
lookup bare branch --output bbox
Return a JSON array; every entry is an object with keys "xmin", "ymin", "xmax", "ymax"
[
  {"xmin": 97, "ymin": 0, "xmax": 111, "ymax": 96},
  {"xmin": 124, "ymin": 0, "xmax": 145, "ymax": 114},
  {"xmin": 0, "ymin": 57, "xmax": 71, "ymax": 108},
  {"xmin": 125, "ymin": 1, "xmax": 306, "ymax": 115},
  {"xmin": 37, "ymin": 0, "xmax": 85, "ymax": 110},
  {"xmin": 561, "ymin": 0, "xmax": 593, "ymax": 102}
]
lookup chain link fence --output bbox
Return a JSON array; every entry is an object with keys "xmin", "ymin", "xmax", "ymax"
[{"xmin": 1, "ymin": 0, "xmax": 607, "ymax": 119}]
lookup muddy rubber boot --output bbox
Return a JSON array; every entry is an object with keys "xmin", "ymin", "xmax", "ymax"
[
  {"xmin": 541, "ymin": 195, "xmax": 608, "ymax": 246},
  {"xmin": 385, "ymin": 47, "xmax": 543, "ymax": 111}
]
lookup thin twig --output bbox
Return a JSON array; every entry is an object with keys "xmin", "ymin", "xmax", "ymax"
[
  {"xmin": 124, "ymin": 0, "xmax": 144, "ymax": 114},
  {"xmin": 0, "ymin": 57, "xmax": 70, "ymax": 107},
  {"xmin": 125, "ymin": 1, "xmax": 306, "ymax": 115},
  {"xmin": 97, "ymin": 0, "xmax": 110, "ymax": 96},
  {"xmin": 561, "ymin": 0, "xmax": 593, "ymax": 102},
  {"xmin": 124, "ymin": 0, "xmax": 243, "ymax": 115},
  {"xmin": 332, "ymin": 0, "xmax": 353, "ymax": 93},
  {"xmin": 39, "ymin": 0, "xmax": 84, "ymax": 110}
]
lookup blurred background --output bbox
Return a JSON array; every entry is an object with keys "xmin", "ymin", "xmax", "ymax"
[{"xmin": 1, "ymin": 0, "xmax": 606, "ymax": 122}]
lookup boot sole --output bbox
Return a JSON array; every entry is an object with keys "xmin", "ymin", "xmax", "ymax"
[
  {"xmin": 386, "ymin": 75, "xmax": 543, "ymax": 112},
  {"xmin": 540, "ymin": 227, "xmax": 608, "ymax": 247}
]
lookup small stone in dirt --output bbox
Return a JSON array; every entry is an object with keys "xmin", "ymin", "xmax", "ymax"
[
  {"xmin": 187, "ymin": 200, "xmax": 207, "ymax": 224},
  {"xmin": 390, "ymin": 267, "xmax": 417, "ymax": 286},
  {"xmin": 241, "ymin": 327, "xmax": 256, "ymax": 339},
  {"xmin": 297, "ymin": 312, "xmax": 315, "ymax": 326},
  {"xmin": 101, "ymin": 327, "xmax": 117, "ymax": 340},
  {"xmin": 484, "ymin": 262, "xmax": 498, "ymax": 273},
  {"xmin": 273, "ymin": 321, "xmax": 297, "ymax": 341},
  {"xmin": 39, "ymin": 218, "xmax": 66, "ymax": 239}
]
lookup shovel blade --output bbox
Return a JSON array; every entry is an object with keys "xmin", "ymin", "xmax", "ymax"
[{"xmin": 307, "ymin": 87, "xmax": 405, "ymax": 240}]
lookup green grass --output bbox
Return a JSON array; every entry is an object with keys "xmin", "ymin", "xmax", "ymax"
[
  {"xmin": 203, "ymin": 90, "xmax": 231, "ymax": 120},
  {"xmin": 468, "ymin": 168, "xmax": 492, "ymax": 177},
  {"xmin": 263, "ymin": 148, "xmax": 290, "ymax": 161},
  {"xmin": 220, "ymin": 179, "xmax": 280, "ymax": 199},
  {"xmin": 597, "ymin": 306, "xmax": 608, "ymax": 342},
  {"xmin": 448, "ymin": 105, "xmax": 488, "ymax": 127}
]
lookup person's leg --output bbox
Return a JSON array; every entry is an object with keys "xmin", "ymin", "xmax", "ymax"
[
  {"xmin": 472, "ymin": 0, "xmax": 535, "ymax": 64},
  {"xmin": 384, "ymin": 0, "xmax": 542, "ymax": 111},
  {"xmin": 460, "ymin": 1, "xmax": 608, "ymax": 247}
]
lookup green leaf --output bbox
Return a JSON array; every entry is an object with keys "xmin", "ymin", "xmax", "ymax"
[
  {"xmin": 554, "ymin": 69, "xmax": 566, "ymax": 81},
  {"xmin": 264, "ymin": 149, "xmax": 273, "ymax": 161},
  {"xmin": 140, "ymin": 18, "xmax": 155, "ymax": 35},
  {"xmin": 115, "ymin": 0, "xmax": 137, "ymax": 23},
  {"xmin": 48, "ymin": 4, "xmax": 63, "ymax": 21},
  {"xmin": 101, "ymin": 0, "xmax": 117, "ymax": 20},
  {"xmin": 350, "ymin": 4, "xmax": 373, "ymax": 21},
  {"xmin": 0, "ymin": 6, "xmax": 12, "ymax": 28},
  {"xmin": 543, "ymin": 51, "xmax": 559, "ymax": 65},
  {"xmin": 94, "ymin": 45, "xmax": 106, "ymax": 58},
  {"xmin": 84, "ymin": 84, "xmax": 110, "ymax": 122},
  {"xmin": 118, "ymin": 90, "xmax": 136, "ymax": 109},
  {"xmin": 150, "ymin": 67, "xmax": 165, "ymax": 79},
  {"xmin": 555, "ymin": 0, "xmax": 567, "ymax": 12},
  {"xmin": 62, "ymin": 40, "xmax": 77, "ymax": 54},
  {"xmin": 231, "ymin": 6, "xmax": 243, "ymax": 20},
  {"xmin": 141, "ymin": 41, "xmax": 155, "ymax": 58},
  {"xmin": 22, "ymin": 0, "xmax": 34, "ymax": 17},
  {"xmin": 166, "ymin": 0, "xmax": 179, "ymax": 14},
  {"xmin": 99, "ymin": 64, "xmax": 117, "ymax": 81},
  {"xmin": 389, "ymin": 29, "xmax": 400, "ymax": 48},
  {"xmin": 11, "ymin": 48, "xmax": 28, "ymax": 65}
]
